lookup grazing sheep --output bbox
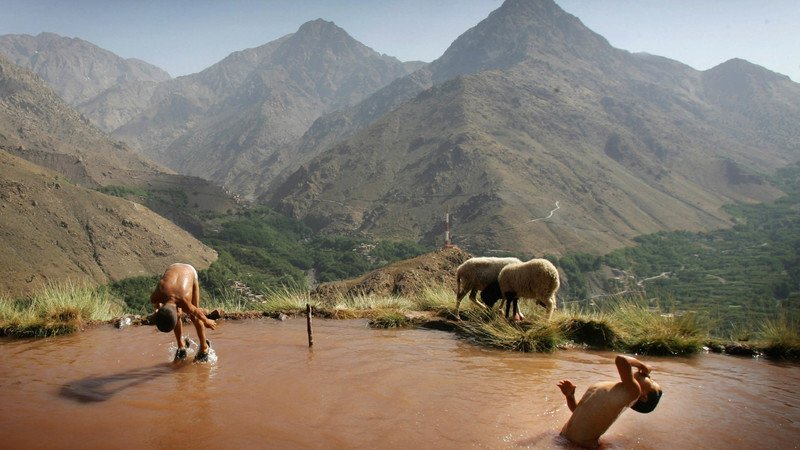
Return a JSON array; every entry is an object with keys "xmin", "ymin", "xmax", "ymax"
[
  {"xmin": 455, "ymin": 257, "xmax": 521, "ymax": 319},
  {"xmin": 480, "ymin": 280, "xmax": 503, "ymax": 309},
  {"xmin": 498, "ymin": 258, "xmax": 560, "ymax": 321}
]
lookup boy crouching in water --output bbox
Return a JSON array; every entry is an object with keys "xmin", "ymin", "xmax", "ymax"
[
  {"xmin": 557, "ymin": 354, "xmax": 663, "ymax": 448},
  {"xmin": 150, "ymin": 263, "xmax": 221, "ymax": 361}
]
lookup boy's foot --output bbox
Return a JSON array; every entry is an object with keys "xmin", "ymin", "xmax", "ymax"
[
  {"xmin": 175, "ymin": 347, "xmax": 188, "ymax": 361},
  {"xmin": 194, "ymin": 340, "xmax": 212, "ymax": 362},
  {"xmin": 207, "ymin": 309, "xmax": 224, "ymax": 320}
]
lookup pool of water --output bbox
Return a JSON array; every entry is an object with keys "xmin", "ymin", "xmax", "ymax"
[{"xmin": 1, "ymin": 318, "xmax": 798, "ymax": 449}]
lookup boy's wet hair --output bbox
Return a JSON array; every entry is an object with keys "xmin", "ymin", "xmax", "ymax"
[
  {"xmin": 631, "ymin": 389, "xmax": 662, "ymax": 414},
  {"xmin": 155, "ymin": 304, "xmax": 178, "ymax": 333}
]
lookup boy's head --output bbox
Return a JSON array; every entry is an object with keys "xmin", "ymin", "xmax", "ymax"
[
  {"xmin": 155, "ymin": 303, "xmax": 178, "ymax": 333},
  {"xmin": 631, "ymin": 372, "xmax": 662, "ymax": 413},
  {"xmin": 631, "ymin": 389, "xmax": 662, "ymax": 413}
]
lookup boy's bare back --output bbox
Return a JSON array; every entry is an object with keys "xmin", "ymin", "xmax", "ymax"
[{"xmin": 151, "ymin": 263, "xmax": 199, "ymax": 310}]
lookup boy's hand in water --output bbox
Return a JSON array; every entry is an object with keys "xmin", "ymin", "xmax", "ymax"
[
  {"xmin": 558, "ymin": 379, "xmax": 576, "ymax": 397},
  {"xmin": 204, "ymin": 318, "xmax": 217, "ymax": 330}
]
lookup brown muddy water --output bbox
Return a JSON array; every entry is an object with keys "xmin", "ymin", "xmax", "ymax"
[{"xmin": 1, "ymin": 319, "xmax": 798, "ymax": 449}]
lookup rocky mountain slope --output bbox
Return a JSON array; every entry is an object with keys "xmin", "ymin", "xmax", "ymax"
[
  {"xmin": 264, "ymin": 0, "xmax": 800, "ymax": 255},
  {"xmin": 254, "ymin": 0, "xmax": 620, "ymax": 193},
  {"xmin": 113, "ymin": 19, "xmax": 419, "ymax": 195},
  {"xmin": 0, "ymin": 55, "xmax": 226, "ymax": 296},
  {"xmin": 0, "ymin": 150, "xmax": 216, "ymax": 299},
  {"xmin": 0, "ymin": 32, "xmax": 171, "ymax": 131},
  {"xmin": 0, "ymin": 55, "xmax": 236, "ymax": 212}
]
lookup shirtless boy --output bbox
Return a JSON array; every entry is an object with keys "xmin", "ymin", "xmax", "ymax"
[
  {"xmin": 557, "ymin": 355, "xmax": 662, "ymax": 448},
  {"xmin": 150, "ymin": 263, "xmax": 220, "ymax": 361}
]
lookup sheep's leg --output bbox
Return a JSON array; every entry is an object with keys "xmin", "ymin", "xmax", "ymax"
[
  {"xmin": 469, "ymin": 289, "xmax": 489, "ymax": 309},
  {"xmin": 546, "ymin": 296, "xmax": 556, "ymax": 321},
  {"xmin": 503, "ymin": 292, "xmax": 518, "ymax": 319},
  {"xmin": 455, "ymin": 289, "xmax": 468, "ymax": 320},
  {"xmin": 513, "ymin": 299, "xmax": 525, "ymax": 321}
]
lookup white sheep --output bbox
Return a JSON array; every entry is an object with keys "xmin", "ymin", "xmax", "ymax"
[
  {"xmin": 498, "ymin": 258, "xmax": 560, "ymax": 321},
  {"xmin": 455, "ymin": 257, "xmax": 521, "ymax": 319}
]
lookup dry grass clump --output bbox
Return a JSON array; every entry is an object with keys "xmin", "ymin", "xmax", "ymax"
[
  {"xmin": 413, "ymin": 286, "xmax": 458, "ymax": 314},
  {"xmin": 0, "ymin": 281, "xmax": 123, "ymax": 337},
  {"xmin": 456, "ymin": 308, "xmax": 564, "ymax": 352},
  {"xmin": 606, "ymin": 295, "xmax": 706, "ymax": 356},
  {"xmin": 241, "ymin": 285, "xmax": 319, "ymax": 316},
  {"xmin": 757, "ymin": 315, "xmax": 800, "ymax": 359},
  {"xmin": 329, "ymin": 292, "xmax": 416, "ymax": 311},
  {"xmin": 555, "ymin": 308, "xmax": 621, "ymax": 350},
  {"xmin": 369, "ymin": 311, "xmax": 419, "ymax": 329},
  {"xmin": 315, "ymin": 291, "xmax": 415, "ymax": 320}
]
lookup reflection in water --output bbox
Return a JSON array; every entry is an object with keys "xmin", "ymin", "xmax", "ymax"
[{"xmin": 1, "ymin": 319, "xmax": 799, "ymax": 449}]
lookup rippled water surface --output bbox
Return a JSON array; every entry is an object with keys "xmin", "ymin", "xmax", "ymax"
[{"xmin": 1, "ymin": 319, "xmax": 798, "ymax": 449}]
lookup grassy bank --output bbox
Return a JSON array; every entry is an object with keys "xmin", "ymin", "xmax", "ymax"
[
  {"xmin": 1, "ymin": 283, "xmax": 797, "ymax": 359},
  {"xmin": 0, "ymin": 282, "xmax": 123, "ymax": 338}
]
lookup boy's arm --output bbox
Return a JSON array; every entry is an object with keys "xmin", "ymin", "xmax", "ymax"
[
  {"xmin": 557, "ymin": 380, "xmax": 578, "ymax": 411},
  {"xmin": 149, "ymin": 290, "xmax": 162, "ymax": 310},
  {"xmin": 615, "ymin": 355, "xmax": 648, "ymax": 394},
  {"xmin": 179, "ymin": 299, "xmax": 217, "ymax": 330}
]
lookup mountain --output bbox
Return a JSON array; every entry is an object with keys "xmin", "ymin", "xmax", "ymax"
[
  {"xmin": 0, "ymin": 55, "xmax": 234, "ymax": 296},
  {"xmin": 263, "ymin": 0, "xmax": 799, "ymax": 256},
  {"xmin": 0, "ymin": 32, "xmax": 171, "ymax": 131},
  {"xmin": 253, "ymin": 0, "xmax": 618, "ymax": 193},
  {"xmin": 0, "ymin": 150, "xmax": 217, "ymax": 299},
  {"xmin": 0, "ymin": 54, "xmax": 235, "ymax": 216},
  {"xmin": 113, "ymin": 19, "xmax": 419, "ymax": 195}
]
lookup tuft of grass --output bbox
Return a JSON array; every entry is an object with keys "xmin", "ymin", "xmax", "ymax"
[
  {"xmin": 205, "ymin": 288, "xmax": 254, "ymax": 314},
  {"xmin": 250, "ymin": 285, "xmax": 318, "ymax": 316},
  {"xmin": 0, "ymin": 281, "xmax": 123, "ymax": 337},
  {"xmin": 414, "ymin": 286, "xmax": 458, "ymax": 313},
  {"xmin": 330, "ymin": 292, "xmax": 415, "ymax": 311},
  {"xmin": 555, "ymin": 308, "xmax": 621, "ymax": 349},
  {"xmin": 606, "ymin": 295, "xmax": 706, "ymax": 356},
  {"xmin": 727, "ymin": 322, "xmax": 755, "ymax": 342},
  {"xmin": 457, "ymin": 308, "xmax": 565, "ymax": 352},
  {"xmin": 369, "ymin": 311, "xmax": 417, "ymax": 329},
  {"xmin": 757, "ymin": 315, "xmax": 800, "ymax": 359}
]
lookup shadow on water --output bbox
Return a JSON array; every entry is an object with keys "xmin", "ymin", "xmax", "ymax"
[{"xmin": 60, "ymin": 362, "xmax": 180, "ymax": 403}]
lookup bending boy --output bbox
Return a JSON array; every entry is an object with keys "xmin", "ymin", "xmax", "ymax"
[
  {"xmin": 557, "ymin": 354, "xmax": 662, "ymax": 448},
  {"xmin": 150, "ymin": 263, "xmax": 220, "ymax": 361}
]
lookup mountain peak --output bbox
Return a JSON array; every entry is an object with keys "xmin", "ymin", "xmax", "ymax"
[
  {"xmin": 271, "ymin": 18, "xmax": 401, "ymax": 72},
  {"xmin": 430, "ymin": 0, "xmax": 612, "ymax": 82},
  {"xmin": 288, "ymin": 18, "xmax": 353, "ymax": 46},
  {"xmin": 297, "ymin": 18, "xmax": 340, "ymax": 33},
  {"xmin": 498, "ymin": 0, "xmax": 565, "ymax": 18},
  {"xmin": 708, "ymin": 58, "xmax": 790, "ymax": 81}
]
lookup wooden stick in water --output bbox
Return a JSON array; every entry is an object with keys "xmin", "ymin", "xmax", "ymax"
[{"xmin": 306, "ymin": 303, "xmax": 314, "ymax": 348}]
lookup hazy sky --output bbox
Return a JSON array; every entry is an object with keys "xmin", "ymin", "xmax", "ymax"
[{"xmin": 0, "ymin": 0, "xmax": 797, "ymax": 82}]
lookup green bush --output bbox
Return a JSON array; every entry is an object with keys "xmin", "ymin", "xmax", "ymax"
[
  {"xmin": 107, "ymin": 276, "xmax": 158, "ymax": 314},
  {"xmin": 200, "ymin": 206, "xmax": 429, "ymax": 294}
]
